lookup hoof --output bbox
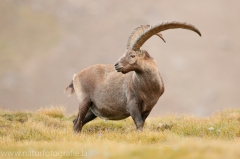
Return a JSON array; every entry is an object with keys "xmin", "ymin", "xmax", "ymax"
[
  {"xmin": 73, "ymin": 120, "xmax": 82, "ymax": 133},
  {"xmin": 136, "ymin": 127, "xmax": 143, "ymax": 132},
  {"xmin": 73, "ymin": 125, "xmax": 81, "ymax": 133}
]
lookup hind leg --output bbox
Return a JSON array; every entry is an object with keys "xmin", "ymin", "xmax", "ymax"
[
  {"xmin": 73, "ymin": 96, "xmax": 91, "ymax": 133},
  {"xmin": 73, "ymin": 109, "xmax": 96, "ymax": 127},
  {"xmin": 82, "ymin": 109, "xmax": 97, "ymax": 126}
]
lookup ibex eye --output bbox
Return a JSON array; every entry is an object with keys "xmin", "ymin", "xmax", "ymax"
[{"xmin": 131, "ymin": 55, "xmax": 135, "ymax": 58}]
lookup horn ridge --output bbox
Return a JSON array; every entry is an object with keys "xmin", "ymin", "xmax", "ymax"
[
  {"xmin": 130, "ymin": 21, "xmax": 201, "ymax": 51},
  {"xmin": 126, "ymin": 25, "xmax": 166, "ymax": 49}
]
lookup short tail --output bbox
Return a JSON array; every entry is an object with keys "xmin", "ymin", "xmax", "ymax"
[{"xmin": 65, "ymin": 80, "xmax": 75, "ymax": 96}]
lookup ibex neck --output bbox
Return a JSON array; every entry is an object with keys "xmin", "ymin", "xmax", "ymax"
[
  {"xmin": 133, "ymin": 67, "xmax": 160, "ymax": 89},
  {"xmin": 130, "ymin": 61, "xmax": 162, "ymax": 102}
]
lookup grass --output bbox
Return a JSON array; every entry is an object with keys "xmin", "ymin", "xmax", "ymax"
[
  {"xmin": 0, "ymin": 107, "xmax": 240, "ymax": 159},
  {"xmin": 37, "ymin": 105, "xmax": 65, "ymax": 118}
]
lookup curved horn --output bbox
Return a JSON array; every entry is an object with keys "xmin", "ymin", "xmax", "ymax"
[
  {"xmin": 127, "ymin": 25, "xmax": 166, "ymax": 49},
  {"xmin": 130, "ymin": 21, "xmax": 201, "ymax": 51},
  {"xmin": 155, "ymin": 33, "xmax": 166, "ymax": 43}
]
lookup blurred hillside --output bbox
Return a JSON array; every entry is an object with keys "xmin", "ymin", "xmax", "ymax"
[{"xmin": 0, "ymin": 0, "xmax": 239, "ymax": 116}]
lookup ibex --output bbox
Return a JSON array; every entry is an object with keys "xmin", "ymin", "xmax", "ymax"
[{"xmin": 65, "ymin": 21, "xmax": 201, "ymax": 133}]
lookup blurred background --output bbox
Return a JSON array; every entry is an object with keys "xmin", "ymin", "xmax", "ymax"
[{"xmin": 0, "ymin": 0, "xmax": 239, "ymax": 116}]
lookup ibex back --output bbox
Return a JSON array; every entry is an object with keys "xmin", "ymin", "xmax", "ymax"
[{"xmin": 65, "ymin": 21, "xmax": 201, "ymax": 133}]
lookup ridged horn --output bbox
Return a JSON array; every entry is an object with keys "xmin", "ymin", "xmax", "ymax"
[
  {"xmin": 129, "ymin": 21, "xmax": 201, "ymax": 51},
  {"xmin": 126, "ymin": 25, "xmax": 166, "ymax": 49}
]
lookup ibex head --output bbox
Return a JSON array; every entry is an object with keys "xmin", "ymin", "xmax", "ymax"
[
  {"xmin": 114, "ymin": 21, "xmax": 201, "ymax": 74},
  {"xmin": 114, "ymin": 49, "xmax": 143, "ymax": 74}
]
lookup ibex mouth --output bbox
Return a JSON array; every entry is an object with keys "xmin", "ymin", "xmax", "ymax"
[{"xmin": 115, "ymin": 66, "xmax": 123, "ymax": 72}]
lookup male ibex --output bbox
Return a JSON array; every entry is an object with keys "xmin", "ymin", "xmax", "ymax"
[{"xmin": 65, "ymin": 21, "xmax": 201, "ymax": 133}]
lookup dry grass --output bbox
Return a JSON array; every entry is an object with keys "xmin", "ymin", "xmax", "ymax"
[
  {"xmin": 0, "ymin": 107, "xmax": 240, "ymax": 159},
  {"xmin": 37, "ymin": 105, "xmax": 65, "ymax": 118}
]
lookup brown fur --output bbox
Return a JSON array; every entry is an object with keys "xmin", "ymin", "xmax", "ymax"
[
  {"xmin": 67, "ymin": 49, "xmax": 164, "ymax": 133},
  {"xmin": 66, "ymin": 21, "xmax": 201, "ymax": 133}
]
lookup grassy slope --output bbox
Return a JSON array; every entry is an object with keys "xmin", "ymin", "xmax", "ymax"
[{"xmin": 0, "ymin": 107, "xmax": 240, "ymax": 159}]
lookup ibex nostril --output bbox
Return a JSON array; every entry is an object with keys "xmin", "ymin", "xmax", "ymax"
[{"xmin": 114, "ymin": 63, "xmax": 118, "ymax": 67}]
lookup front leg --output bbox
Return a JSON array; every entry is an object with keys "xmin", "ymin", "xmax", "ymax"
[
  {"xmin": 141, "ymin": 110, "xmax": 151, "ymax": 123},
  {"xmin": 128, "ymin": 99, "xmax": 144, "ymax": 131}
]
